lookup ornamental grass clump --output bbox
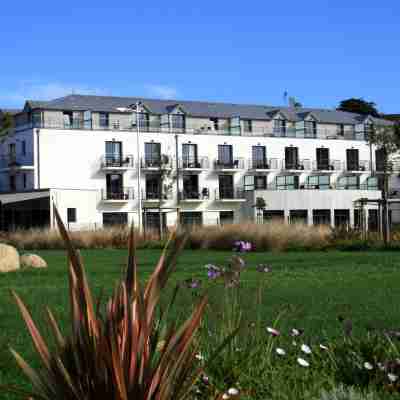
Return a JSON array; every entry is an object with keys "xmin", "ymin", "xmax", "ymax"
[{"xmin": 6, "ymin": 207, "xmax": 208, "ymax": 400}]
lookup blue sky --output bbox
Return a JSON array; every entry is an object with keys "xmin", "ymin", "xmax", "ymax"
[{"xmin": 0, "ymin": 1, "xmax": 399, "ymax": 112}]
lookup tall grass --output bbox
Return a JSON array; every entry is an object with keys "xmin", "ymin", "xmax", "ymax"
[{"xmin": 0, "ymin": 222, "xmax": 332, "ymax": 252}]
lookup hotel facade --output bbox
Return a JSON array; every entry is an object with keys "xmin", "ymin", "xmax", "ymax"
[{"xmin": 0, "ymin": 94, "xmax": 396, "ymax": 231}]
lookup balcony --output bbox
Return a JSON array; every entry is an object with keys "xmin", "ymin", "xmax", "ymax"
[
  {"xmin": 142, "ymin": 191, "xmax": 172, "ymax": 204},
  {"xmin": 214, "ymin": 158, "xmax": 245, "ymax": 172},
  {"xmin": 179, "ymin": 189, "xmax": 207, "ymax": 203},
  {"xmin": 345, "ymin": 160, "xmax": 370, "ymax": 174},
  {"xmin": 101, "ymin": 187, "xmax": 134, "ymax": 203},
  {"xmin": 311, "ymin": 160, "xmax": 343, "ymax": 173},
  {"xmin": 100, "ymin": 155, "xmax": 134, "ymax": 171},
  {"xmin": 179, "ymin": 157, "xmax": 209, "ymax": 172},
  {"xmin": 0, "ymin": 153, "xmax": 34, "ymax": 171},
  {"xmin": 282, "ymin": 159, "xmax": 311, "ymax": 173},
  {"xmin": 248, "ymin": 158, "xmax": 281, "ymax": 172},
  {"xmin": 141, "ymin": 156, "xmax": 173, "ymax": 172},
  {"xmin": 215, "ymin": 188, "xmax": 246, "ymax": 202}
]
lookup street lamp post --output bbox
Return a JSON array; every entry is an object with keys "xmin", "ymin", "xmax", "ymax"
[{"xmin": 135, "ymin": 102, "xmax": 143, "ymax": 233}]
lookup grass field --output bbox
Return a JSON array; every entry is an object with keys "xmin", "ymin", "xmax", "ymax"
[{"xmin": 1, "ymin": 248, "xmax": 400, "ymax": 397}]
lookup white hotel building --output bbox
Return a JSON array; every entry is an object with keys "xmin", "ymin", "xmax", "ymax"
[{"xmin": 0, "ymin": 94, "xmax": 396, "ymax": 231}]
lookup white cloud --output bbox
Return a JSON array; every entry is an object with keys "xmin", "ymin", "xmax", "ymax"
[
  {"xmin": 144, "ymin": 84, "xmax": 179, "ymax": 100},
  {"xmin": 0, "ymin": 81, "xmax": 109, "ymax": 108}
]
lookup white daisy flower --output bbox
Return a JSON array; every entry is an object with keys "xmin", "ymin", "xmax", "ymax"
[
  {"xmin": 301, "ymin": 344, "xmax": 312, "ymax": 354},
  {"xmin": 195, "ymin": 353, "xmax": 204, "ymax": 361},
  {"xmin": 364, "ymin": 362, "xmax": 373, "ymax": 370},
  {"xmin": 297, "ymin": 357, "xmax": 310, "ymax": 367},
  {"xmin": 378, "ymin": 362, "xmax": 385, "ymax": 371},
  {"xmin": 222, "ymin": 394, "xmax": 230, "ymax": 400},
  {"xmin": 228, "ymin": 387, "xmax": 239, "ymax": 396},
  {"xmin": 292, "ymin": 340, "xmax": 297, "ymax": 346},
  {"xmin": 276, "ymin": 347, "xmax": 286, "ymax": 356},
  {"xmin": 388, "ymin": 373, "xmax": 398, "ymax": 382},
  {"xmin": 266, "ymin": 326, "xmax": 280, "ymax": 336}
]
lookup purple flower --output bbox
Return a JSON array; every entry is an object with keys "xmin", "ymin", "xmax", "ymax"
[
  {"xmin": 205, "ymin": 264, "xmax": 221, "ymax": 280},
  {"xmin": 184, "ymin": 278, "xmax": 201, "ymax": 289}
]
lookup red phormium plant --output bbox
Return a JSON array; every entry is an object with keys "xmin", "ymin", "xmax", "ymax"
[{"xmin": 8, "ymin": 207, "xmax": 208, "ymax": 400}]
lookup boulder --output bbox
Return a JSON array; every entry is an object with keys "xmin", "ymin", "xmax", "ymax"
[
  {"xmin": 0, "ymin": 244, "xmax": 20, "ymax": 273},
  {"xmin": 20, "ymin": 254, "xmax": 47, "ymax": 269}
]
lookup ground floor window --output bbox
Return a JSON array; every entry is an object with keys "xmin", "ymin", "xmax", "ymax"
[
  {"xmin": 143, "ymin": 212, "xmax": 167, "ymax": 233},
  {"xmin": 313, "ymin": 209, "xmax": 331, "ymax": 225},
  {"xmin": 180, "ymin": 212, "xmax": 203, "ymax": 227},
  {"xmin": 103, "ymin": 212, "xmax": 128, "ymax": 226},
  {"xmin": 289, "ymin": 210, "xmax": 308, "ymax": 224},
  {"xmin": 307, "ymin": 175, "xmax": 330, "ymax": 190},
  {"xmin": 263, "ymin": 210, "xmax": 285, "ymax": 222},
  {"xmin": 220, "ymin": 211, "xmax": 234, "ymax": 225},
  {"xmin": 334, "ymin": 209, "xmax": 350, "ymax": 227},
  {"xmin": 368, "ymin": 209, "xmax": 379, "ymax": 231},
  {"xmin": 276, "ymin": 175, "xmax": 299, "ymax": 190},
  {"xmin": 364, "ymin": 176, "xmax": 380, "ymax": 191},
  {"xmin": 67, "ymin": 208, "xmax": 77, "ymax": 223}
]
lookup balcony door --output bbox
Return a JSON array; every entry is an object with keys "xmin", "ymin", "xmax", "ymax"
[
  {"xmin": 252, "ymin": 146, "xmax": 266, "ymax": 168},
  {"xmin": 182, "ymin": 143, "xmax": 198, "ymax": 168},
  {"xmin": 145, "ymin": 142, "xmax": 161, "ymax": 166},
  {"xmin": 105, "ymin": 141, "xmax": 122, "ymax": 166},
  {"xmin": 183, "ymin": 174, "xmax": 199, "ymax": 198},
  {"xmin": 375, "ymin": 148, "xmax": 386, "ymax": 172},
  {"xmin": 106, "ymin": 174, "xmax": 123, "ymax": 198},
  {"xmin": 146, "ymin": 175, "xmax": 161, "ymax": 199},
  {"xmin": 218, "ymin": 145, "xmax": 233, "ymax": 167},
  {"xmin": 219, "ymin": 175, "xmax": 234, "ymax": 198},
  {"xmin": 346, "ymin": 149, "xmax": 359, "ymax": 171},
  {"xmin": 316, "ymin": 148, "xmax": 329, "ymax": 170},
  {"xmin": 285, "ymin": 147, "xmax": 299, "ymax": 169}
]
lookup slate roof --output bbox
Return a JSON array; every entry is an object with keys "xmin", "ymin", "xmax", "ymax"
[{"xmin": 23, "ymin": 94, "xmax": 393, "ymax": 126}]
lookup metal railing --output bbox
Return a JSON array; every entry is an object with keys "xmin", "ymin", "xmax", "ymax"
[
  {"xmin": 100, "ymin": 154, "xmax": 134, "ymax": 169},
  {"xmin": 179, "ymin": 189, "xmax": 210, "ymax": 200},
  {"xmin": 142, "ymin": 190, "xmax": 172, "ymax": 201},
  {"xmin": 248, "ymin": 158, "xmax": 281, "ymax": 170},
  {"xmin": 178, "ymin": 156, "xmax": 209, "ymax": 169},
  {"xmin": 14, "ymin": 119, "xmax": 370, "ymax": 142},
  {"xmin": 215, "ymin": 188, "xmax": 246, "ymax": 200},
  {"xmin": 214, "ymin": 158, "xmax": 245, "ymax": 170},
  {"xmin": 283, "ymin": 159, "xmax": 312, "ymax": 171},
  {"xmin": 311, "ymin": 160, "xmax": 343, "ymax": 171},
  {"xmin": 345, "ymin": 160, "xmax": 370, "ymax": 172},
  {"xmin": 101, "ymin": 187, "xmax": 134, "ymax": 201},
  {"xmin": 141, "ymin": 155, "xmax": 173, "ymax": 169}
]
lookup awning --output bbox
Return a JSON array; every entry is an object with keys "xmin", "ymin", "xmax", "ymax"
[{"xmin": 0, "ymin": 190, "xmax": 50, "ymax": 205}]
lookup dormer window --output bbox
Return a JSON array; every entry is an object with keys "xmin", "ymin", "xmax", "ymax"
[
  {"xmin": 99, "ymin": 112, "xmax": 109, "ymax": 128},
  {"xmin": 364, "ymin": 121, "xmax": 374, "ymax": 138},
  {"xmin": 138, "ymin": 112, "xmax": 150, "ymax": 130},
  {"xmin": 304, "ymin": 120, "xmax": 317, "ymax": 138},
  {"xmin": 171, "ymin": 114, "xmax": 185, "ymax": 132},
  {"xmin": 273, "ymin": 118, "xmax": 286, "ymax": 135},
  {"xmin": 242, "ymin": 119, "xmax": 252, "ymax": 133}
]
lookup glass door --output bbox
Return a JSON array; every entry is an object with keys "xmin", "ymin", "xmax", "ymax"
[
  {"xmin": 145, "ymin": 142, "xmax": 161, "ymax": 166},
  {"xmin": 252, "ymin": 146, "xmax": 266, "ymax": 168},
  {"xmin": 182, "ymin": 144, "xmax": 198, "ymax": 168},
  {"xmin": 106, "ymin": 174, "xmax": 123, "ymax": 199},
  {"xmin": 105, "ymin": 141, "xmax": 122, "ymax": 166}
]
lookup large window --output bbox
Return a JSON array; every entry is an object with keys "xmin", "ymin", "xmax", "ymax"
[
  {"xmin": 67, "ymin": 208, "xmax": 77, "ymax": 223},
  {"xmin": 289, "ymin": 210, "xmax": 308, "ymax": 224},
  {"xmin": 273, "ymin": 119, "xmax": 286, "ymax": 135},
  {"xmin": 31, "ymin": 111, "xmax": 42, "ymax": 127},
  {"xmin": 180, "ymin": 212, "xmax": 203, "ymax": 227},
  {"xmin": 145, "ymin": 142, "xmax": 161, "ymax": 166},
  {"xmin": 182, "ymin": 175, "xmax": 199, "ymax": 199},
  {"xmin": 276, "ymin": 175, "xmax": 299, "ymax": 190},
  {"xmin": 138, "ymin": 112, "xmax": 150, "ymax": 130},
  {"xmin": 365, "ymin": 176, "xmax": 379, "ymax": 190},
  {"xmin": 313, "ymin": 210, "xmax": 331, "ymax": 226},
  {"xmin": 285, "ymin": 147, "xmax": 299, "ymax": 170},
  {"xmin": 106, "ymin": 174, "xmax": 123, "ymax": 198},
  {"xmin": 144, "ymin": 212, "xmax": 166, "ymax": 233},
  {"xmin": 103, "ymin": 212, "xmax": 128, "ymax": 226},
  {"xmin": 244, "ymin": 175, "xmax": 267, "ymax": 190},
  {"xmin": 316, "ymin": 148, "xmax": 330, "ymax": 170},
  {"xmin": 252, "ymin": 146, "xmax": 267, "ymax": 168},
  {"xmin": 219, "ymin": 175, "xmax": 234, "ymax": 198},
  {"xmin": 242, "ymin": 119, "xmax": 252, "ymax": 133},
  {"xmin": 307, "ymin": 175, "xmax": 330, "ymax": 190},
  {"xmin": 263, "ymin": 210, "xmax": 285, "ymax": 222},
  {"xmin": 171, "ymin": 114, "xmax": 185, "ymax": 131},
  {"xmin": 99, "ymin": 112, "xmax": 109, "ymax": 128},
  {"xmin": 334, "ymin": 209, "xmax": 350, "ymax": 227},
  {"xmin": 217, "ymin": 144, "xmax": 233, "ymax": 167},
  {"xmin": 220, "ymin": 211, "xmax": 234, "ymax": 225},
  {"xmin": 346, "ymin": 149, "xmax": 359, "ymax": 171},
  {"xmin": 105, "ymin": 141, "xmax": 122, "ymax": 166},
  {"xmin": 182, "ymin": 143, "xmax": 198, "ymax": 167},
  {"xmin": 145, "ymin": 175, "xmax": 161, "ymax": 199},
  {"xmin": 375, "ymin": 148, "xmax": 386, "ymax": 172},
  {"xmin": 337, "ymin": 175, "xmax": 359, "ymax": 190},
  {"xmin": 304, "ymin": 121, "xmax": 317, "ymax": 137}
]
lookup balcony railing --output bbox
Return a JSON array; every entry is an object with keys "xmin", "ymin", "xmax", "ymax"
[
  {"xmin": 15, "ymin": 119, "xmax": 370, "ymax": 142},
  {"xmin": 312, "ymin": 160, "xmax": 343, "ymax": 171},
  {"xmin": 248, "ymin": 158, "xmax": 281, "ymax": 170},
  {"xmin": 142, "ymin": 190, "xmax": 172, "ymax": 201},
  {"xmin": 141, "ymin": 155, "xmax": 173, "ymax": 169},
  {"xmin": 179, "ymin": 189, "xmax": 210, "ymax": 201},
  {"xmin": 0, "ymin": 153, "xmax": 34, "ymax": 169},
  {"xmin": 214, "ymin": 158, "xmax": 245, "ymax": 170},
  {"xmin": 101, "ymin": 187, "xmax": 134, "ymax": 201},
  {"xmin": 179, "ymin": 156, "xmax": 209, "ymax": 169},
  {"xmin": 100, "ymin": 154, "xmax": 134, "ymax": 169},
  {"xmin": 215, "ymin": 188, "xmax": 246, "ymax": 200},
  {"xmin": 283, "ymin": 159, "xmax": 312, "ymax": 171},
  {"xmin": 345, "ymin": 160, "xmax": 370, "ymax": 172}
]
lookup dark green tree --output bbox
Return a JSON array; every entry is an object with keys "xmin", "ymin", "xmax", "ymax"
[
  {"xmin": 337, "ymin": 98, "xmax": 380, "ymax": 117},
  {"xmin": 0, "ymin": 112, "xmax": 14, "ymax": 136}
]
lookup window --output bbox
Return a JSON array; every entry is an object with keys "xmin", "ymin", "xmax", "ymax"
[
  {"xmin": 21, "ymin": 141, "xmax": 26, "ymax": 156},
  {"xmin": 210, "ymin": 118, "xmax": 219, "ymax": 131},
  {"xmin": 313, "ymin": 210, "xmax": 331, "ymax": 226},
  {"xmin": 365, "ymin": 176, "xmax": 378, "ymax": 190},
  {"xmin": 105, "ymin": 141, "xmax": 122, "ymax": 166},
  {"xmin": 8, "ymin": 143, "xmax": 16, "ymax": 157},
  {"xmin": 338, "ymin": 124, "xmax": 345, "ymax": 136},
  {"xmin": 103, "ymin": 212, "xmax": 128, "ymax": 226},
  {"xmin": 217, "ymin": 144, "xmax": 233, "ymax": 167},
  {"xmin": 182, "ymin": 175, "xmax": 199, "ymax": 199},
  {"xmin": 9, "ymin": 175, "xmax": 16, "ymax": 191},
  {"xmin": 99, "ymin": 112, "xmax": 109, "ymax": 128},
  {"xmin": 334, "ymin": 210, "xmax": 350, "ymax": 227},
  {"xmin": 31, "ymin": 111, "xmax": 42, "ymax": 127},
  {"xmin": 171, "ymin": 114, "xmax": 185, "ymax": 131},
  {"xmin": 145, "ymin": 175, "xmax": 161, "ymax": 199},
  {"xmin": 263, "ymin": 210, "xmax": 284, "ymax": 222},
  {"xmin": 145, "ymin": 142, "xmax": 161, "ymax": 166},
  {"xmin": 354, "ymin": 209, "xmax": 363, "ymax": 230},
  {"xmin": 289, "ymin": 210, "xmax": 308, "ymax": 224},
  {"xmin": 304, "ymin": 121, "xmax": 317, "ymax": 137},
  {"xmin": 106, "ymin": 174, "xmax": 123, "ymax": 198},
  {"xmin": 254, "ymin": 175, "xmax": 267, "ymax": 189},
  {"xmin": 346, "ymin": 149, "xmax": 359, "ymax": 171},
  {"xmin": 316, "ymin": 148, "xmax": 329, "ymax": 170},
  {"xmin": 182, "ymin": 143, "xmax": 198, "ymax": 167},
  {"xmin": 274, "ymin": 119, "xmax": 286, "ymax": 135},
  {"xmin": 252, "ymin": 145, "xmax": 267, "ymax": 168},
  {"xmin": 220, "ymin": 211, "xmax": 234, "ymax": 225},
  {"xmin": 242, "ymin": 119, "xmax": 252, "ymax": 133},
  {"xmin": 307, "ymin": 175, "xmax": 330, "ymax": 190},
  {"xmin": 375, "ymin": 148, "xmax": 386, "ymax": 172},
  {"xmin": 276, "ymin": 175, "xmax": 299, "ymax": 190},
  {"xmin": 144, "ymin": 212, "xmax": 166, "ymax": 233},
  {"xmin": 180, "ymin": 212, "xmax": 203, "ymax": 227},
  {"xmin": 219, "ymin": 175, "xmax": 234, "ymax": 198},
  {"xmin": 364, "ymin": 122, "xmax": 374, "ymax": 138},
  {"xmin": 23, "ymin": 173, "xmax": 27, "ymax": 189},
  {"xmin": 337, "ymin": 175, "xmax": 359, "ymax": 190},
  {"xmin": 138, "ymin": 113, "xmax": 150, "ymax": 130},
  {"xmin": 285, "ymin": 147, "xmax": 299, "ymax": 170},
  {"xmin": 368, "ymin": 209, "xmax": 379, "ymax": 231},
  {"xmin": 67, "ymin": 208, "xmax": 77, "ymax": 223}
]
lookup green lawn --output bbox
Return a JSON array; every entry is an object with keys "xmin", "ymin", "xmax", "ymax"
[{"xmin": 1, "ymin": 249, "xmax": 400, "ymax": 396}]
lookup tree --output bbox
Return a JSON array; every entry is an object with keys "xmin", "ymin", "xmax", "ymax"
[
  {"xmin": 0, "ymin": 112, "xmax": 14, "ymax": 136},
  {"xmin": 367, "ymin": 124, "xmax": 400, "ymax": 244},
  {"xmin": 337, "ymin": 98, "xmax": 380, "ymax": 117}
]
